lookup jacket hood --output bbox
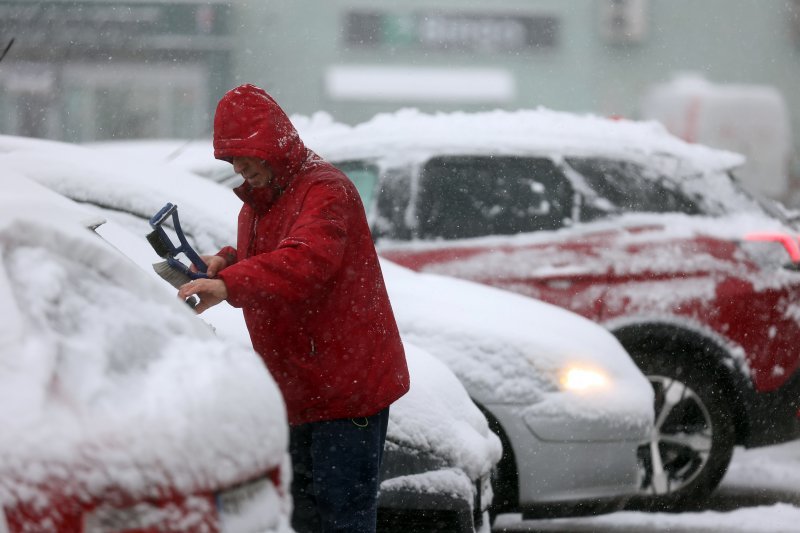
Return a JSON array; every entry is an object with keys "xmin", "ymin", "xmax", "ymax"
[{"xmin": 213, "ymin": 84, "xmax": 309, "ymax": 183}]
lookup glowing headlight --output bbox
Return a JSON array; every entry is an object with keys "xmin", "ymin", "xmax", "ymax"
[{"xmin": 560, "ymin": 366, "xmax": 610, "ymax": 392}]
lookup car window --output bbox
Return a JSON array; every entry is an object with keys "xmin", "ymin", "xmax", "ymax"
[
  {"xmin": 335, "ymin": 160, "xmax": 413, "ymax": 240},
  {"xmin": 565, "ymin": 157, "xmax": 702, "ymax": 219},
  {"xmin": 335, "ymin": 160, "xmax": 380, "ymax": 208},
  {"xmin": 374, "ymin": 166, "xmax": 414, "ymax": 240},
  {"xmin": 415, "ymin": 156, "xmax": 574, "ymax": 240}
]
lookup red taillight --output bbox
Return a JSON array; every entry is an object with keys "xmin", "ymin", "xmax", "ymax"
[
  {"xmin": 267, "ymin": 466, "xmax": 281, "ymax": 493},
  {"xmin": 743, "ymin": 231, "xmax": 800, "ymax": 262}
]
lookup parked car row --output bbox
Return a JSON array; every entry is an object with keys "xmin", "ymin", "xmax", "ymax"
[
  {"xmin": 15, "ymin": 101, "xmax": 795, "ymax": 530},
  {"xmin": 83, "ymin": 132, "xmax": 659, "ymax": 517}
]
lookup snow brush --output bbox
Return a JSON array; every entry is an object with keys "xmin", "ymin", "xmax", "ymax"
[{"xmin": 146, "ymin": 203, "xmax": 208, "ymax": 306}]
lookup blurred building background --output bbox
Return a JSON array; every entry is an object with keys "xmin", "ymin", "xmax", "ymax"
[{"xmin": 1, "ymin": 0, "xmax": 799, "ymax": 200}]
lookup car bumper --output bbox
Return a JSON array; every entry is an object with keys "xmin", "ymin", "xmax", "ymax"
[
  {"xmin": 379, "ymin": 470, "xmax": 491, "ymax": 533},
  {"xmin": 488, "ymin": 404, "xmax": 646, "ymax": 511}
]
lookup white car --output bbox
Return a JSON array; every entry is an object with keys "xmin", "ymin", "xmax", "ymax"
[
  {"xmin": 0, "ymin": 175, "xmax": 293, "ymax": 533},
  {"xmin": 87, "ymin": 134, "xmax": 656, "ymax": 521},
  {"xmin": 0, "ymin": 135, "xmax": 502, "ymax": 533}
]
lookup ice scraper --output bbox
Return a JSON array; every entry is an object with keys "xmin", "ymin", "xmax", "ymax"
[{"xmin": 146, "ymin": 202, "xmax": 208, "ymax": 306}]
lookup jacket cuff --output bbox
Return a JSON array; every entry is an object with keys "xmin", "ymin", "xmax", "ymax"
[
  {"xmin": 217, "ymin": 264, "xmax": 250, "ymax": 309},
  {"xmin": 216, "ymin": 246, "xmax": 237, "ymax": 267}
]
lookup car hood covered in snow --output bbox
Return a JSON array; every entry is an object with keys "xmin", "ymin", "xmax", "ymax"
[{"xmin": 0, "ymin": 176, "xmax": 288, "ymax": 508}]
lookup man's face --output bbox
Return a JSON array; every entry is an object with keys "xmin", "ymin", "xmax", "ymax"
[{"xmin": 232, "ymin": 156, "xmax": 273, "ymax": 188}]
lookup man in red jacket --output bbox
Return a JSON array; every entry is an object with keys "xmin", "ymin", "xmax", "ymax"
[{"xmin": 178, "ymin": 84, "xmax": 410, "ymax": 533}]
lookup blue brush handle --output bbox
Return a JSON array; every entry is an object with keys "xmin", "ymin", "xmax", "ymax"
[
  {"xmin": 149, "ymin": 203, "xmax": 208, "ymax": 274},
  {"xmin": 167, "ymin": 256, "xmax": 209, "ymax": 280}
]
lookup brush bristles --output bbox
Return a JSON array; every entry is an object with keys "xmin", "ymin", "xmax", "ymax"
[
  {"xmin": 152, "ymin": 261, "xmax": 192, "ymax": 289},
  {"xmin": 152, "ymin": 261, "xmax": 198, "ymax": 309},
  {"xmin": 146, "ymin": 231, "xmax": 172, "ymax": 258}
]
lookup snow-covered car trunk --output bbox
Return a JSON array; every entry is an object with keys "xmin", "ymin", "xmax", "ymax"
[{"xmin": 0, "ymin": 176, "xmax": 291, "ymax": 533}]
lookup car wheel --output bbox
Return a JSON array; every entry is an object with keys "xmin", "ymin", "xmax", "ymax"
[{"xmin": 625, "ymin": 343, "xmax": 736, "ymax": 512}]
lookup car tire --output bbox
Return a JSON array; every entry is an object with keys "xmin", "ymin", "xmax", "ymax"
[{"xmin": 623, "ymin": 339, "xmax": 736, "ymax": 512}]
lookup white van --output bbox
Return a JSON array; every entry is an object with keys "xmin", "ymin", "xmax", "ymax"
[{"xmin": 641, "ymin": 74, "xmax": 792, "ymax": 200}]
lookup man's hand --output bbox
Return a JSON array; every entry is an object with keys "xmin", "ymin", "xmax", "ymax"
[
  {"xmin": 192, "ymin": 255, "xmax": 228, "ymax": 277},
  {"xmin": 178, "ymin": 278, "xmax": 228, "ymax": 314}
]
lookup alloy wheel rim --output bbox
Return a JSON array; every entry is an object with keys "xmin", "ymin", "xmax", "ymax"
[{"xmin": 637, "ymin": 374, "xmax": 714, "ymax": 495}]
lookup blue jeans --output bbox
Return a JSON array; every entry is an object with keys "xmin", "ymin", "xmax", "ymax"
[{"xmin": 289, "ymin": 407, "xmax": 390, "ymax": 533}]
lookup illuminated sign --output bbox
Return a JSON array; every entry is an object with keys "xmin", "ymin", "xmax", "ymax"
[{"xmin": 345, "ymin": 11, "xmax": 560, "ymax": 52}]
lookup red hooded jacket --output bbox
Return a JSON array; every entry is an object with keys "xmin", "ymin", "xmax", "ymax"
[{"xmin": 212, "ymin": 84, "xmax": 409, "ymax": 425}]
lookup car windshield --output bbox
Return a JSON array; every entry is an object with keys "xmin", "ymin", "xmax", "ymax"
[
  {"xmin": 565, "ymin": 156, "xmax": 784, "ymax": 223},
  {"xmin": 414, "ymin": 156, "xmax": 574, "ymax": 239}
]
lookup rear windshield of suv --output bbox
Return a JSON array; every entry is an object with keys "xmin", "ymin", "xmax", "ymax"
[{"xmin": 416, "ymin": 156, "xmax": 574, "ymax": 239}]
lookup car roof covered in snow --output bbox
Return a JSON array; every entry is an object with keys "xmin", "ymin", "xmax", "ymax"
[{"xmin": 295, "ymin": 107, "xmax": 746, "ymax": 174}]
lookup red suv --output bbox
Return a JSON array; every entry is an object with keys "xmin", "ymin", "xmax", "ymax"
[{"xmin": 308, "ymin": 108, "xmax": 800, "ymax": 511}]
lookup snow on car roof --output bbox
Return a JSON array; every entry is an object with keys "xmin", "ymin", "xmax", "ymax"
[
  {"xmin": 0, "ymin": 134, "xmax": 240, "ymax": 253},
  {"xmin": 0, "ymin": 175, "xmax": 288, "ymax": 505},
  {"xmin": 89, "ymin": 138, "xmax": 232, "ymax": 185},
  {"xmin": 295, "ymin": 107, "xmax": 746, "ymax": 173}
]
